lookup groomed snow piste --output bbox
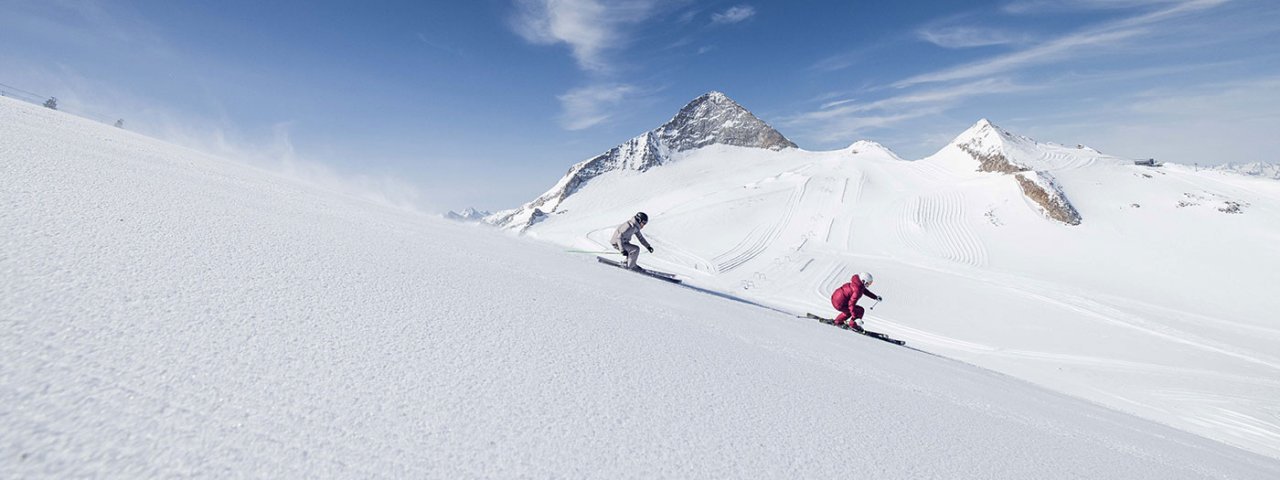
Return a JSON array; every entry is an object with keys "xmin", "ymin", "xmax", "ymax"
[
  {"xmin": 4, "ymin": 96, "xmax": 1280, "ymax": 477},
  {"xmin": 505, "ymin": 102, "xmax": 1280, "ymax": 461}
]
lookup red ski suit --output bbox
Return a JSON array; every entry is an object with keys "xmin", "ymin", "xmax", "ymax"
[{"xmin": 830, "ymin": 274, "xmax": 880, "ymax": 326}]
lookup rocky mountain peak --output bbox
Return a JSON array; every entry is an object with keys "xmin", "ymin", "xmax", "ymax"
[
  {"xmin": 937, "ymin": 119, "xmax": 1086, "ymax": 225},
  {"xmin": 486, "ymin": 91, "xmax": 797, "ymax": 230},
  {"xmin": 952, "ymin": 119, "xmax": 1009, "ymax": 150},
  {"xmin": 950, "ymin": 119, "xmax": 1029, "ymax": 174},
  {"xmin": 657, "ymin": 91, "xmax": 797, "ymax": 153}
]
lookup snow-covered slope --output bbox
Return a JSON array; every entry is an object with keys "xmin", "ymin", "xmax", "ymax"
[
  {"xmin": 502, "ymin": 100, "xmax": 1280, "ymax": 459},
  {"xmin": 5, "ymin": 95, "xmax": 1280, "ymax": 477}
]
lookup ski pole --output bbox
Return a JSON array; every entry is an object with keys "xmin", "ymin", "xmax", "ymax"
[
  {"xmin": 565, "ymin": 249, "xmax": 622, "ymax": 254},
  {"xmin": 870, "ymin": 299, "xmax": 880, "ymax": 310}
]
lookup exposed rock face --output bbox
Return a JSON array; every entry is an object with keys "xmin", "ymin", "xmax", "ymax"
[
  {"xmin": 958, "ymin": 144, "xmax": 1026, "ymax": 174},
  {"xmin": 1015, "ymin": 172, "xmax": 1082, "ymax": 226},
  {"xmin": 657, "ymin": 91, "xmax": 797, "ymax": 153},
  {"xmin": 487, "ymin": 91, "xmax": 795, "ymax": 230},
  {"xmin": 946, "ymin": 119, "xmax": 1084, "ymax": 226},
  {"xmin": 953, "ymin": 119, "xmax": 1029, "ymax": 174}
]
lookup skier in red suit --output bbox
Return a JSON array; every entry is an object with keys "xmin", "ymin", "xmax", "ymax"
[{"xmin": 830, "ymin": 272, "xmax": 881, "ymax": 332}]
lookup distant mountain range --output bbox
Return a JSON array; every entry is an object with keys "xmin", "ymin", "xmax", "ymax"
[
  {"xmin": 483, "ymin": 92, "xmax": 1193, "ymax": 230},
  {"xmin": 444, "ymin": 207, "xmax": 492, "ymax": 222}
]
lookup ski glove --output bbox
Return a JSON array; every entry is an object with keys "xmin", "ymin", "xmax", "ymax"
[{"xmin": 647, "ymin": 246, "xmax": 654, "ymax": 253}]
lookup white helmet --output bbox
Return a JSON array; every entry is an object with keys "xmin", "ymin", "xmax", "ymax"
[{"xmin": 860, "ymin": 272, "xmax": 874, "ymax": 286}]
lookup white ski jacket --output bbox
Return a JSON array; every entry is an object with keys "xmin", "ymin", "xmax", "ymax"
[{"xmin": 610, "ymin": 218, "xmax": 652, "ymax": 249}]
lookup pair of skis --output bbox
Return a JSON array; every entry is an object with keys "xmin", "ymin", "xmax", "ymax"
[
  {"xmin": 596, "ymin": 256, "xmax": 682, "ymax": 284},
  {"xmin": 803, "ymin": 313, "xmax": 906, "ymax": 346},
  {"xmin": 593, "ymin": 256, "xmax": 905, "ymax": 346}
]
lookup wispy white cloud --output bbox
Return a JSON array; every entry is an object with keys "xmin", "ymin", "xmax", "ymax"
[
  {"xmin": 0, "ymin": 1, "xmax": 175, "ymax": 60},
  {"xmin": 810, "ymin": 52, "xmax": 863, "ymax": 73},
  {"xmin": 1042, "ymin": 76, "xmax": 1280, "ymax": 165},
  {"xmin": 801, "ymin": 110, "xmax": 944, "ymax": 145},
  {"xmin": 814, "ymin": 78, "xmax": 1027, "ymax": 120},
  {"xmin": 809, "ymin": 39, "xmax": 906, "ymax": 73},
  {"xmin": 1003, "ymin": 0, "xmax": 1187, "ymax": 15},
  {"xmin": 896, "ymin": 0, "xmax": 1229, "ymax": 87},
  {"xmin": 819, "ymin": 98, "xmax": 858, "ymax": 110},
  {"xmin": 665, "ymin": 36, "xmax": 695, "ymax": 49},
  {"xmin": 416, "ymin": 32, "xmax": 467, "ymax": 58},
  {"xmin": 510, "ymin": 1, "xmax": 689, "ymax": 130},
  {"xmin": 1126, "ymin": 77, "xmax": 1280, "ymax": 119},
  {"xmin": 509, "ymin": 0, "xmax": 665, "ymax": 73},
  {"xmin": 917, "ymin": 26, "xmax": 1031, "ymax": 49},
  {"xmin": 896, "ymin": 29, "xmax": 1139, "ymax": 87},
  {"xmin": 676, "ymin": 9, "xmax": 699, "ymax": 24},
  {"xmin": 557, "ymin": 84, "xmax": 640, "ymax": 130},
  {"xmin": 711, "ymin": 5, "xmax": 756, "ymax": 25},
  {"xmin": 783, "ymin": 78, "xmax": 1030, "ymax": 143}
]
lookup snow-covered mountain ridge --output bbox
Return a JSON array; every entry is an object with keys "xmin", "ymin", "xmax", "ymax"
[
  {"xmin": 11, "ymin": 94, "xmax": 1280, "ymax": 476},
  {"xmin": 929, "ymin": 118, "xmax": 1097, "ymax": 224},
  {"xmin": 491, "ymin": 93, "xmax": 1280, "ymax": 460},
  {"xmin": 486, "ymin": 92, "xmax": 795, "ymax": 230},
  {"xmin": 490, "ymin": 94, "xmax": 1141, "ymax": 230}
]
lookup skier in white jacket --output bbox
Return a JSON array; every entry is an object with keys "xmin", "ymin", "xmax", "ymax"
[{"xmin": 611, "ymin": 212, "xmax": 653, "ymax": 270}]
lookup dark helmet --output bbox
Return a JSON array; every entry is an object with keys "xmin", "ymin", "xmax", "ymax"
[{"xmin": 634, "ymin": 212, "xmax": 649, "ymax": 224}]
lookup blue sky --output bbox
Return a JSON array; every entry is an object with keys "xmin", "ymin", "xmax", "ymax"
[{"xmin": 2, "ymin": 0, "xmax": 1278, "ymax": 211}]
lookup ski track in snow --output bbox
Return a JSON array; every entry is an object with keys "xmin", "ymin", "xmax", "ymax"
[
  {"xmin": 840, "ymin": 171, "xmax": 867, "ymax": 251},
  {"xmin": 880, "ymin": 302, "xmax": 1280, "ymax": 458},
  {"xmin": 895, "ymin": 191, "xmax": 988, "ymax": 267},
  {"xmin": 1098, "ymin": 294, "xmax": 1280, "ymax": 340},
  {"xmin": 711, "ymin": 186, "xmax": 800, "ymax": 273},
  {"xmin": 1036, "ymin": 149, "xmax": 1097, "ymax": 170},
  {"xmin": 988, "ymin": 350, "xmax": 1280, "ymax": 387},
  {"xmin": 1007, "ymin": 286, "xmax": 1280, "ymax": 371},
  {"xmin": 874, "ymin": 321, "xmax": 999, "ymax": 352},
  {"xmin": 870, "ymin": 258, "xmax": 1280, "ymax": 374},
  {"xmin": 1156, "ymin": 390, "xmax": 1280, "ymax": 456},
  {"xmin": 652, "ymin": 238, "xmax": 716, "ymax": 274},
  {"xmin": 584, "ymin": 224, "xmax": 714, "ymax": 274},
  {"xmin": 810, "ymin": 244, "xmax": 1280, "ymax": 461},
  {"xmin": 903, "ymin": 155, "xmax": 955, "ymax": 181},
  {"xmin": 813, "ymin": 262, "xmax": 850, "ymax": 305}
]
